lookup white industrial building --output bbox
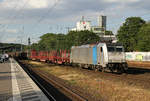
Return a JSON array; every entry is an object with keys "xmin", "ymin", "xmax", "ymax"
[
  {"xmin": 71, "ymin": 16, "xmax": 91, "ymax": 31},
  {"xmin": 71, "ymin": 15, "xmax": 117, "ymax": 43},
  {"xmin": 71, "ymin": 16, "xmax": 107, "ymax": 35}
]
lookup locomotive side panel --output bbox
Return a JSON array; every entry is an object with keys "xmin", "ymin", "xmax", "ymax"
[
  {"xmin": 71, "ymin": 47, "xmax": 79, "ymax": 63},
  {"xmin": 92, "ymin": 45, "xmax": 97, "ymax": 65},
  {"xmin": 71, "ymin": 45, "xmax": 95, "ymax": 65}
]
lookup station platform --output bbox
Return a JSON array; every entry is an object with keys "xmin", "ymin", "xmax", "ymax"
[{"xmin": 0, "ymin": 58, "xmax": 50, "ymax": 101}]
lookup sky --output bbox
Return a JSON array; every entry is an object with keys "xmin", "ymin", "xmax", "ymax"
[{"xmin": 0, "ymin": 0, "xmax": 150, "ymax": 44}]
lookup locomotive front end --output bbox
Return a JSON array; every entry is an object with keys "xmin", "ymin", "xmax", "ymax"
[{"xmin": 107, "ymin": 44, "xmax": 128, "ymax": 73}]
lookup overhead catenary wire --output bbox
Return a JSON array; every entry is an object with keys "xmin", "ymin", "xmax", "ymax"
[
  {"xmin": 0, "ymin": 0, "xmax": 21, "ymax": 28},
  {"xmin": 28, "ymin": 5, "xmax": 150, "ymax": 47},
  {"xmin": 28, "ymin": 6, "xmax": 150, "ymax": 44},
  {"xmin": 0, "ymin": 0, "xmax": 31, "ymax": 43},
  {"xmin": 11, "ymin": 0, "xmax": 31, "ymax": 24},
  {"xmin": 106, "ymin": 6, "xmax": 150, "ymax": 27},
  {"xmin": 107, "ymin": 13, "xmax": 150, "ymax": 30},
  {"xmin": 3, "ymin": 0, "xmax": 31, "ymax": 29},
  {"xmin": 0, "ymin": 0, "xmax": 21, "ymax": 42},
  {"xmin": 29, "ymin": 0, "xmax": 61, "ymax": 41},
  {"xmin": 1, "ymin": 0, "xmax": 150, "ymax": 44},
  {"xmin": 31, "ymin": 0, "xmax": 60, "ymax": 31},
  {"xmin": 108, "ymin": 16, "xmax": 150, "ymax": 32}
]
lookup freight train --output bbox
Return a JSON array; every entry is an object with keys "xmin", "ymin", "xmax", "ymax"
[{"xmin": 29, "ymin": 42, "xmax": 128, "ymax": 73}]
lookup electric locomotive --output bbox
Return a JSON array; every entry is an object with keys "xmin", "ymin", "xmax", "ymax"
[{"xmin": 70, "ymin": 43, "xmax": 128, "ymax": 73}]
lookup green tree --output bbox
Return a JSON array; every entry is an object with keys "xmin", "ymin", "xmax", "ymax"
[
  {"xmin": 136, "ymin": 23, "xmax": 150, "ymax": 51},
  {"xmin": 65, "ymin": 31, "xmax": 78, "ymax": 49},
  {"xmin": 0, "ymin": 43, "xmax": 26, "ymax": 52},
  {"xmin": 34, "ymin": 30, "xmax": 100, "ymax": 51},
  {"xmin": 55, "ymin": 34, "xmax": 67, "ymax": 50},
  {"xmin": 78, "ymin": 30, "xmax": 100, "ymax": 45},
  {"xmin": 66, "ymin": 30, "xmax": 100, "ymax": 49},
  {"xmin": 105, "ymin": 30, "xmax": 113, "ymax": 35},
  {"xmin": 38, "ymin": 33, "xmax": 58, "ymax": 50},
  {"xmin": 117, "ymin": 17, "xmax": 145, "ymax": 51},
  {"xmin": 31, "ymin": 43, "xmax": 39, "ymax": 50}
]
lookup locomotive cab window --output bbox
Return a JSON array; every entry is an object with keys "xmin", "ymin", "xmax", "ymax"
[
  {"xmin": 116, "ymin": 46, "xmax": 123, "ymax": 52},
  {"xmin": 107, "ymin": 46, "xmax": 123, "ymax": 52},
  {"xmin": 107, "ymin": 46, "xmax": 115, "ymax": 52},
  {"xmin": 100, "ymin": 47, "xmax": 103, "ymax": 52}
]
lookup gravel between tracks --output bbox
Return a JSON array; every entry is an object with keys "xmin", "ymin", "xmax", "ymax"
[{"xmin": 22, "ymin": 60, "xmax": 150, "ymax": 101}]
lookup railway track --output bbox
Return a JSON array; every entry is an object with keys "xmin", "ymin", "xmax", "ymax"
[
  {"xmin": 19, "ymin": 62, "xmax": 71, "ymax": 101},
  {"xmin": 30, "ymin": 60, "xmax": 150, "ymax": 88},
  {"xmin": 19, "ymin": 61, "xmax": 89, "ymax": 101},
  {"xmin": 48, "ymin": 61, "xmax": 150, "ymax": 85},
  {"xmin": 19, "ymin": 60, "xmax": 150, "ymax": 101},
  {"xmin": 79, "ymin": 67, "xmax": 150, "ymax": 90},
  {"xmin": 32, "ymin": 69, "xmax": 88, "ymax": 101}
]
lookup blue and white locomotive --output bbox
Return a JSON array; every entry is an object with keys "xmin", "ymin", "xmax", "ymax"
[{"xmin": 70, "ymin": 43, "xmax": 128, "ymax": 73}]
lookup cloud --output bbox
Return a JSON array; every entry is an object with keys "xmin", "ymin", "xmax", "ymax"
[
  {"xmin": 6, "ymin": 29, "xmax": 18, "ymax": 33},
  {"xmin": 104, "ymin": 0, "xmax": 140, "ymax": 3},
  {"xmin": 0, "ymin": 0, "xmax": 150, "ymax": 43},
  {"xmin": 0, "ymin": 0, "xmax": 56, "ymax": 9},
  {"xmin": 27, "ymin": 0, "xmax": 49, "ymax": 9},
  {"xmin": 0, "ymin": 0, "xmax": 149, "ymax": 25},
  {"xmin": 3, "ymin": 37, "xmax": 18, "ymax": 43},
  {"xmin": 0, "ymin": 29, "xmax": 18, "ymax": 33}
]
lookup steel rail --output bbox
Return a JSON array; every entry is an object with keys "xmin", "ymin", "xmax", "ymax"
[
  {"xmin": 31, "ymin": 68, "xmax": 88, "ymax": 101},
  {"xmin": 18, "ymin": 62, "xmax": 57, "ymax": 101}
]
